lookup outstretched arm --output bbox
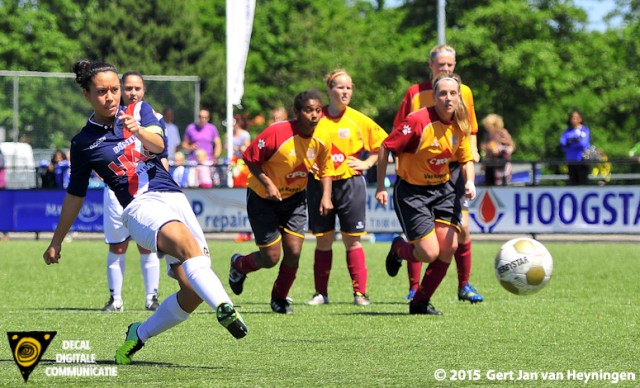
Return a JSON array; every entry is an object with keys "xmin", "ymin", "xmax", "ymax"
[{"xmin": 43, "ymin": 193, "xmax": 85, "ymax": 265}]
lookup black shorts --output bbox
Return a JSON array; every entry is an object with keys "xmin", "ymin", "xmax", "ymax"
[
  {"xmin": 448, "ymin": 162, "xmax": 469, "ymax": 211},
  {"xmin": 246, "ymin": 189, "xmax": 307, "ymax": 247},
  {"xmin": 307, "ymin": 175, "xmax": 367, "ymax": 236},
  {"xmin": 393, "ymin": 178, "xmax": 462, "ymax": 242}
]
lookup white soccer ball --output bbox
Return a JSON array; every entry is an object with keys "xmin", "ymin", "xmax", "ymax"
[{"xmin": 494, "ymin": 237, "xmax": 553, "ymax": 295}]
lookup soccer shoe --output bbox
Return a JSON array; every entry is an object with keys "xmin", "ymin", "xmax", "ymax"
[
  {"xmin": 385, "ymin": 236, "xmax": 404, "ymax": 277},
  {"xmin": 101, "ymin": 297, "xmax": 124, "ymax": 312},
  {"xmin": 305, "ymin": 293, "xmax": 329, "ymax": 305},
  {"xmin": 144, "ymin": 295, "xmax": 160, "ymax": 311},
  {"xmin": 228, "ymin": 253, "xmax": 247, "ymax": 295},
  {"xmin": 353, "ymin": 292, "xmax": 371, "ymax": 306},
  {"xmin": 114, "ymin": 322, "xmax": 144, "ymax": 365},
  {"xmin": 458, "ymin": 283, "xmax": 484, "ymax": 304},
  {"xmin": 270, "ymin": 298, "xmax": 293, "ymax": 314},
  {"xmin": 216, "ymin": 303, "xmax": 248, "ymax": 339},
  {"xmin": 409, "ymin": 301, "xmax": 443, "ymax": 315},
  {"xmin": 405, "ymin": 288, "xmax": 417, "ymax": 302}
]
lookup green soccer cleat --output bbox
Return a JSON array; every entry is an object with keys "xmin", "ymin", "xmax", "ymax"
[
  {"xmin": 216, "ymin": 303, "xmax": 248, "ymax": 339},
  {"xmin": 114, "ymin": 322, "xmax": 144, "ymax": 365}
]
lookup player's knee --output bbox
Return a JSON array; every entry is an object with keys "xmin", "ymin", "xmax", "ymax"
[
  {"xmin": 109, "ymin": 242, "xmax": 128, "ymax": 254},
  {"xmin": 259, "ymin": 251, "xmax": 281, "ymax": 268}
]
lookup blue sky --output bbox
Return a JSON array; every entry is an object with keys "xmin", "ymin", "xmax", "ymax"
[{"xmin": 381, "ymin": 1, "xmax": 620, "ymax": 31}]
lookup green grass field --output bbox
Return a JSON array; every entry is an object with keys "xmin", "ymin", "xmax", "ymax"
[{"xmin": 0, "ymin": 238, "xmax": 638, "ymax": 387}]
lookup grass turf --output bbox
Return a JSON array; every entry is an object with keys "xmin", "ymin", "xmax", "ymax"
[{"xmin": 0, "ymin": 238, "xmax": 637, "ymax": 386}]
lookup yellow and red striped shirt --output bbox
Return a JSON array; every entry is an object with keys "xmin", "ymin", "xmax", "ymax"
[
  {"xmin": 384, "ymin": 107, "xmax": 472, "ymax": 186},
  {"xmin": 242, "ymin": 120, "xmax": 333, "ymax": 199}
]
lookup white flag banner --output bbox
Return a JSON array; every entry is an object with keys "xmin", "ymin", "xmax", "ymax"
[{"xmin": 226, "ymin": 0, "xmax": 256, "ymax": 106}]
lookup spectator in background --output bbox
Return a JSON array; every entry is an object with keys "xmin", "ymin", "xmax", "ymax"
[
  {"xmin": 480, "ymin": 113, "xmax": 515, "ymax": 186},
  {"xmin": 181, "ymin": 109, "xmax": 221, "ymax": 164},
  {"xmin": 47, "ymin": 150, "xmax": 70, "ymax": 189},
  {"xmin": 270, "ymin": 106, "xmax": 288, "ymax": 125},
  {"xmin": 560, "ymin": 109, "xmax": 591, "ymax": 185},
  {"xmin": 194, "ymin": 149, "xmax": 213, "ymax": 188},
  {"xmin": 232, "ymin": 113, "xmax": 251, "ymax": 159},
  {"xmin": 171, "ymin": 151, "xmax": 196, "ymax": 188},
  {"xmin": 163, "ymin": 107, "xmax": 181, "ymax": 162}
]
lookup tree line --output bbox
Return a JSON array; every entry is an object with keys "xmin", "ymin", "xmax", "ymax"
[{"xmin": 1, "ymin": 0, "xmax": 639, "ymax": 161}]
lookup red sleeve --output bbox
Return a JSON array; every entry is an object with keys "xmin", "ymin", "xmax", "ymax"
[
  {"xmin": 384, "ymin": 110, "xmax": 425, "ymax": 155},
  {"xmin": 242, "ymin": 122, "xmax": 292, "ymax": 166}
]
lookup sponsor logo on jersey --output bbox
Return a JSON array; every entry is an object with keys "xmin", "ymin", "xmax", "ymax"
[
  {"xmin": 338, "ymin": 128, "xmax": 350, "ymax": 138},
  {"xmin": 428, "ymin": 149, "xmax": 452, "ymax": 174}
]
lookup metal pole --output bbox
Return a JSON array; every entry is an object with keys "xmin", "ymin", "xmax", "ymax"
[
  {"xmin": 12, "ymin": 76, "xmax": 19, "ymax": 142},
  {"xmin": 438, "ymin": 0, "xmax": 446, "ymax": 45}
]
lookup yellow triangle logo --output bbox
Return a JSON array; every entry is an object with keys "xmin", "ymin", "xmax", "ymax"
[{"xmin": 7, "ymin": 331, "xmax": 57, "ymax": 382}]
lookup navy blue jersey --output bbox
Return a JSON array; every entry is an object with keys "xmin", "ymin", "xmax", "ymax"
[{"xmin": 67, "ymin": 101, "xmax": 180, "ymax": 208}]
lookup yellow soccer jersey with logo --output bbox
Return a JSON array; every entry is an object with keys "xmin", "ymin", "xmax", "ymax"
[
  {"xmin": 242, "ymin": 120, "xmax": 334, "ymax": 199},
  {"xmin": 393, "ymin": 80, "xmax": 477, "ymax": 163},
  {"xmin": 316, "ymin": 106, "xmax": 388, "ymax": 180},
  {"xmin": 384, "ymin": 107, "xmax": 472, "ymax": 186}
]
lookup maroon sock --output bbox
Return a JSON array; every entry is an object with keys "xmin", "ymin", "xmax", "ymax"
[
  {"xmin": 397, "ymin": 241, "xmax": 419, "ymax": 262},
  {"xmin": 235, "ymin": 252, "xmax": 259, "ymax": 274},
  {"xmin": 346, "ymin": 247, "xmax": 367, "ymax": 294},
  {"xmin": 413, "ymin": 259, "xmax": 451, "ymax": 303},
  {"xmin": 455, "ymin": 241, "xmax": 472, "ymax": 288},
  {"xmin": 271, "ymin": 265, "xmax": 298, "ymax": 300},
  {"xmin": 313, "ymin": 249, "xmax": 333, "ymax": 295},
  {"xmin": 406, "ymin": 261, "xmax": 422, "ymax": 291}
]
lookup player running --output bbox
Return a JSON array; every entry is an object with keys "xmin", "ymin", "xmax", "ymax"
[
  {"xmin": 393, "ymin": 44, "xmax": 483, "ymax": 304},
  {"xmin": 228, "ymin": 89, "xmax": 334, "ymax": 314},
  {"xmin": 377, "ymin": 73, "xmax": 476, "ymax": 315},
  {"xmin": 42, "ymin": 60, "xmax": 247, "ymax": 365}
]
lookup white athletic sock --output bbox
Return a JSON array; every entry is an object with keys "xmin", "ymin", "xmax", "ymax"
[
  {"xmin": 137, "ymin": 293, "xmax": 189, "ymax": 342},
  {"xmin": 140, "ymin": 252, "xmax": 160, "ymax": 299},
  {"xmin": 181, "ymin": 256, "xmax": 232, "ymax": 309},
  {"xmin": 106, "ymin": 252, "xmax": 125, "ymax": 300}
]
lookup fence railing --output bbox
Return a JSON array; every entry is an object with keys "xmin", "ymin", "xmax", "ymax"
[{"xmin": 2, "ymin": 159, "xmax": 639, "ymax": 190}]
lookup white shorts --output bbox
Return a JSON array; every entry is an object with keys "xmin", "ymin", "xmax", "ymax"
[
  {"xmin": 103, "ymin": 187, "xmax": 130, "ymax": 244},
  {"xmin": 122, "ymin": 191, "xmax": 208, "ymax": 279}
]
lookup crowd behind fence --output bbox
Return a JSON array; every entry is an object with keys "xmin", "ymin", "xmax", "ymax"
[{"xmin": 2, "ymin": 152, "xmax": 639, "ymax": 190}]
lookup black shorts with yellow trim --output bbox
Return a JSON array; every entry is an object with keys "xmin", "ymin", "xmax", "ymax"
[
  {"xmin": 247, "ymin": 189, "xmax": 307, "ymax": 247},
  {"xmin": 449, "ymin": 161, "xmax": 469, "ymax": 211},
  {"xmin": 307, "ymin": 175, "xmax": 367, "ymax": 236},
  {"xmin": 393, "ymin": 178, "xmax": 462, "ymax": 242}
]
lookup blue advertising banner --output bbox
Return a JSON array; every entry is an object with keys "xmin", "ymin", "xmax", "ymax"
[
  {"xmin": 1, "ymin": 187, "xmax": 638, "ymax": 234},
  {"xmin": 0, "ymin": 190, "xmax": 104, "ymax": 232}
]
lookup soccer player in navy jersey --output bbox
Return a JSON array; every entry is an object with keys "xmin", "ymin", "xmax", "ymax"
[
  {"xmin": 377, "ymin": 73, "xmax": 476, "ymax": 315},
  {"xmin": 393, "ymin": 44, "xmax": 483, "ymax": 304},
  {"xmin": 101, "ymin": 71, "xmax": 165, "ymax": 313},
  {"xmin": 42, "ymin": 60, "xmax": 247, "ymax": 365}
]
